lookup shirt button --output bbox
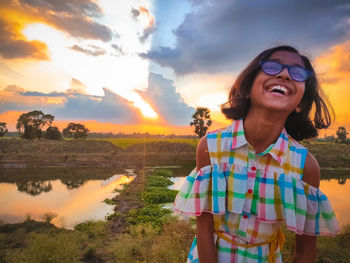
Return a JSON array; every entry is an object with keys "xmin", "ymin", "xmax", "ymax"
[
  {"xmin": 243, "ymin": 214, "xmax": 248, "ymax": 219},
  {"xmin": 247, "ymin": 189, "xmax": 253, "ymax": 194},
  {"xmin": 251, "ymin": 166, "xmax": 256, "ymax": 171}
]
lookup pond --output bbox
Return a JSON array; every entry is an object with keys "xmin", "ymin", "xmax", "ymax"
[
  {"xmin": 170, "ymin": 169, "xmax": 350, "ymax": 228},
  {"xmin": 1, "ymin": 167, "xmax": 349, "ymax": 230},
  {"xmin": 0, "ymin": 167, "xmax": 136, "ymax": 229}
]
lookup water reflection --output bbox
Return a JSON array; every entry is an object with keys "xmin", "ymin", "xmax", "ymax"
[
  {"xmin": 320, "ymin": 178, "xmax": 350, "ymax": 227},
  {"xmin": 16, "ymin": 180, "xmax": 53, "ymax": 196},
  {"xmin": 0, "ymin": 173, "xmax": 135, "ymax": 229},
  {"xmin": 337, "ymin": 177, "xmax": 346, "ymax": 185},
  {"xmin": 60, "ymin": 179, "xmax": 86, "ymax": 190}
]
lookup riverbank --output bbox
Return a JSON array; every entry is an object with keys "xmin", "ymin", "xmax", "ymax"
[
  {"xmin": 0, "ymin": 168, "xmax": 196, "ymax": 262},
  {"xmin": 0, "ymin": 139, "xmax": 196, "ymax": 168},
  {"xmin": 1, "ymin": 139, "xmax": 350, "ymax": 169}
]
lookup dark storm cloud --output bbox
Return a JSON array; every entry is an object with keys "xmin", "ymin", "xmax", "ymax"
[
  {"xmin": 138, "ymin": 73, "xmax": 194, "ymax": 126},
  {"xmin": 70, "ymin": 45, "xmax": 106, "ymax": 57},
  {"xmin": 143, "ymin": 0, "xmax": 350, "ymax": 75},
  {"xmin": 0, "ymin": 85, "xmax": 142, "ymax": 124}
]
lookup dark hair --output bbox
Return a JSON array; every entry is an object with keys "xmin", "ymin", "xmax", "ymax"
[{"xmin": 221, "ymin": 45, "xmax": 333, "ymax": 140}]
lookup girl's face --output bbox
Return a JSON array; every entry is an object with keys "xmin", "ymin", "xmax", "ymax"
[{"xmin": 249, "ymin": 50, "xmax": 306, "ymax": 115}]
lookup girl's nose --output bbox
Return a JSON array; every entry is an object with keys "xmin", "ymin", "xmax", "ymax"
[{"xmin": 276, "ymin": 68, "xmax": 291, "ymax": 81}]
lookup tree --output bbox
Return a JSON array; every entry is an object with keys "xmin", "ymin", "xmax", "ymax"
[
  {"xmin": 190, "ymin": 107, "xmax": 212, "ymax": 138},
  {"xmin": 16, "ymin": 110, "xmax": 54, "ymax": 139},
  {"xmin": 0, "ymin": 122, "xmax": 8, "ymax": 137},
  {"xmin": 44, "ymin": 126, "xmax": 62, "ymax": 140},
  {"xmin": 63, "ymin": 123, "xmax": 89, "ymax": 139},
  {"xmin": 336, "ymin": 126, "xmax": 348, "ymax": 143}
]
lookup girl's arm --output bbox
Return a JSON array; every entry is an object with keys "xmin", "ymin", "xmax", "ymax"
[
  {"xmin": 293, "ymin": 152, "xmax": 320, "ymax": 263},
  {"xmin": 196, "ymin": 136, "xmax": 218, "ymax": 263}
]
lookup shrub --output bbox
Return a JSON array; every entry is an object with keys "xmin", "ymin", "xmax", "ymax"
[
  {"xmin": 126, "ymin": 205, "xmax": 172, "ymax": 231},
  {"xmin": 142, "ymin": 188, "xmax": 178, "ymax": 204},
  {"xmin": 44, "ymin": 126, "xmax": 62, "ymax": 140},
  {"xmin": 146, "ymin": 175, "xmax": 173, "ymax": 187},
  {"xmin": 5, "ymin": 232, "xmax": 81, "ymax": 263}
]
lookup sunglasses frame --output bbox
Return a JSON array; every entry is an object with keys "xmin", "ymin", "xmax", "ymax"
[{"xmin": 259, "ymin": 60, "xmax": 313, "ymax": 82}]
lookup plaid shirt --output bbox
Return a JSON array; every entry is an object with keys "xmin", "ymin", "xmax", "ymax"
[{"xmin": 174, "ymin": 119, "xmax": 339, "ymax": 263}]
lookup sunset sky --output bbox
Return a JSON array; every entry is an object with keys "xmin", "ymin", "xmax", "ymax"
[{"xmin": 0, "ymin": 0, "xmax": 349, "ymax": 136}]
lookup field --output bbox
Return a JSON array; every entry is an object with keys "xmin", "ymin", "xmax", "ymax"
[{"xmin": 90, "ymin": 138, "xmax": 199, "ymax": 148}]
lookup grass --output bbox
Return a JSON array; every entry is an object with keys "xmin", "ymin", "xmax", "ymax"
[{"xmin": 91, "ymin": 137, "xmax": 199, "ymax": 148}]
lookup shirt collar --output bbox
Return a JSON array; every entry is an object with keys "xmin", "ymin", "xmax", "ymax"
[
  {"xmin": 229, "ymin": 119, "xmax": 248, "ymax": 150},
  {"xmin": 229, "ymin": 119, "xmax": 289, "ymax": 165}
]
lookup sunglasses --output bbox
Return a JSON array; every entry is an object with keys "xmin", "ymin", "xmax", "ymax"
[{"xmin": 259, "ymin": 60, "xmax": 313, "ymax": 82}]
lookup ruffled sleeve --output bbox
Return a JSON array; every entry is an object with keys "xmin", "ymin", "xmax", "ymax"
[
  {"xmin": 302, "ymin": 182, "xmax": 340, "ymax": 236},
  {"xmin": 173, "ymin": 164, "xmax": 228, "ymax": 216},
  {"xmin": 256, "ymin": 172, "xmax": 340, "ymax": 236},
  {"xmin": 173, "ymin": 164, "xmax": 340, "ymax": 236}
]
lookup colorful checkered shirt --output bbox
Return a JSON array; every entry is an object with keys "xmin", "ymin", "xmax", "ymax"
[{"xmin": 174, "ymin": 119, "xmax": 339, "ymax": 263}]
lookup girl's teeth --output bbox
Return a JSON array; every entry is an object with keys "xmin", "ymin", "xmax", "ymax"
[{"xmin": 268, "ymin": 85, "xmax": 288, "ymax": 95}]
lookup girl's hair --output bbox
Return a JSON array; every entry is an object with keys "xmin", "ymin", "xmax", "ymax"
[{"xmin": 221, "ymin": 45, "xmax": 333, "ymax": 141}]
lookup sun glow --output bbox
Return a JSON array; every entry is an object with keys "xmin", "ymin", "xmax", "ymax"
[{"xmin": 20, "ymin": 22, "xmax": 158, "ymax": 120}]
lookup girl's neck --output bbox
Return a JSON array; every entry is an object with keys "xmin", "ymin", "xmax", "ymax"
[{"xmin": 243, "ymin": 108, "xmax": 287, "ymax": 154}]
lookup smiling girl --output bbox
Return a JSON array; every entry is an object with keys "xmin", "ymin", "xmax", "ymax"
[{"xmin": 174, "ymin": 45, "xmax": 339, "ymax": 262}]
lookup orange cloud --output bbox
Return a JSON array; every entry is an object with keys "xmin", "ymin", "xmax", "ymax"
[
  {"xmin": 139, "ymin": 6, "xmax": 155, "ymax": 28},
  {"xmin": 315, "ymin": 41, "xmax": 350, "ymax": 136},
  {"xmin": 0, "ymin": 0, "xmax": 112, "ymax": 60},
  {"xmin": 0, "ymin": 8, "xmax": 49, "ymax": 60}
]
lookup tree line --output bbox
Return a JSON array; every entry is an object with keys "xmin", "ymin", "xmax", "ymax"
[
  {"xmin": 0, "ymin": 110, "xmax": 89, "ymax": 140},
  {"xmin": 0, "ymin": 108, "xmax": 349, "ymax": 143}
]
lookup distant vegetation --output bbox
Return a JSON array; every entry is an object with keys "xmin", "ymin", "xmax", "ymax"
[
  {"xmin": 0, "ymin": 122, "xmax": 8, "ymax": 137},
  {"xmin": 190, "ymin": 107, "xmax": 212, "ymax": 138},
  {"xmin": 63, "ymin": 122, "xmax": 89, "ymax": 139}
]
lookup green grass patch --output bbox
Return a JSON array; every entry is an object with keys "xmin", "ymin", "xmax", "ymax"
[
  {"xmin": 142, "ymin": 187, "xmax": 178, "ymax": 204},
  {"xmin": 126, "ymin": 205, "xmax": 172, "ymax": 231},
  {"xmin": 146, "ymin": 175, "xmax": 173, "ymax": 187},
  {"xmin": 151, "ymin": 168, "xmax": 174, "ymax": 177},
  {"xmin": 142, "ymin": 169, "xmax": 178, "ymax": 205},
  {"xmin": 103, "ymin": 198, "xmax": 117, "ymax": 206}
]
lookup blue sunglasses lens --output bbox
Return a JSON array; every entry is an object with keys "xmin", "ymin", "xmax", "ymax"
[{"xmin": 261, "ymin": 61, "xmax": 311, "ymax": 82}]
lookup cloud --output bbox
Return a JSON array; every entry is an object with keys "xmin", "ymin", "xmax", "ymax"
[
  {"xmin": 70, "ymin": 45, "xmax": 106, "ymax": 57},
  {"xmin": 131, "ymin": 8, "xmax": 141, "ymax": 19},
  {"xmin": 143, "ymin": 0, "xmax": 350, "ymax": 75},
  {"xmin": 0, "ymin": 83, "xmax": 142, "ymax": 124},
  {"xmin": 316, "ymin": 41, "xmax": 350, "ymax": 85},
  {"xmin": 0, "ymin": 18, "xmax": 49, "ymax": 60},
  {"xmin": 18, "ymin": 0, "xmax": 113, "ymax": 41},
  {"xmin": 0, "ymin": 0, "xmax": 113, "ymax": 60},
  {"xmin": 131, "ymin": 6, "xmax": 156, "ymax": 43},
  {"xmin": 138, "ymin": 73, "xmax": 194, "ymax": 126},
  {"xmin": 111, "ymin": 44, "xmax": 124, "ymax": 56}
]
